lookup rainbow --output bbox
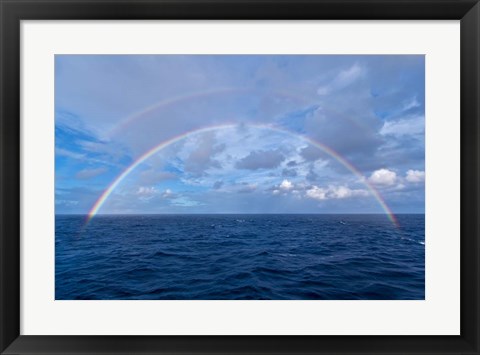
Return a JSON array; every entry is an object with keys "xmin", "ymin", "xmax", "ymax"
[
  {"xmin": 107, "ymin": 88, "xmax": 251, "ymax": 137},
  {"xmin": 86, "ymin": 123, "xmax": 399, "ymax": 227},
  {"xmin": 107, "ymin": 87, "xmax": 372, "ymax": 139}
]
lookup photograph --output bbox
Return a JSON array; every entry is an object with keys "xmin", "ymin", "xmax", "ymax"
[{"xmin": 55, "ymin": 54, "xmax": 425, "ymax": 300}]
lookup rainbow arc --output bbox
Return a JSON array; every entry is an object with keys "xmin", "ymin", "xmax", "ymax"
[{"xmin": 86, "ymin": 123, "xmax": 399, "ymax": 227}]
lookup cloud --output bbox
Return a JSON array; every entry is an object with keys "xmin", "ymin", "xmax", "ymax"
[
  {"xmin": 403, "ymin": 96, "xmax": 421, "ymax": 111},
  {"xmin": 305, "ymin": 186, "xmax": 328, "ymax": 200},
  {"xmin": 184, "ymin": 132, "xmax": 225, "ymax": 175},
  {"xmin": 300, "ymin": 145, "xmax": 324, "ymax": 162},
  {"xmin": 305, "ymin": 185, "xmax": 368, "ymax": 201},
  {"xmin": 136, "ymin": 186, "xmax": 158, "ymax": 200},
  {"xmin": 236, "ymin": 149, "xmax": 285, "ymax": 170},
  {"xmin": 380, "ymin": 115, "xmax": 424, "ymax": 137},
  {"xmin": 306, "ymin": 165, "xmax": 319, "ymax": 182},
  {"xmin": 139, "ymin": 170, "xmax": 177, "ymax": 184},
  {"xmin": 213, "ymin": 181, "xmax": 223, "ymax": 189},
  {"xmin": 368, "ymin": 168, "xmax": 397, "ymax": 186},
  {"xmin": 170, "ymin": 196, "xmax": 201, "ymax": 207},
  {"xmin": 238, "ymin": 183, "xmax": 257, "ymax": 193},
  {"xmin": 161, "ymin": 189, "xmax": 175, "ymax": 198},
  {"xmin": 302, "ymin": 106, "xmax": 384, "ymax": 163},
  {"xmin": 406, "ymin": 169, "xmax": 425, "ymax": 183},
  {"xmin": 75, "ymin": 167, "xmax": 108, "ymax": 180},
  {"xmin": 279, "ymin": 179, "xmax": 294, "ymax": 191},
  {"xmin": 55, "ymin": 199, "xmax": 79, "ymax": 207},
  {"xmin": 56, "ymin": 147, "xmax": 85, "ymax": 160},
  {"xmin": 328, "ymin": 185, "xmax": 369, "ymax": 199},
  {"xmin": 317, "ymin": 63, "xmax": 365, "ymax": 95},
  {"xmin": 282, "ymin": 168, "xmax": 297, "ymax": 177},
  {"xmin": 55, "ymin": 56, "xmax": 426, "ymax": 214}
]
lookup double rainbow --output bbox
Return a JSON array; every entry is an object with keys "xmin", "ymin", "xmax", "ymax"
[{"xmin": 87, "ymin": 123, "xmax": 399, "ymax": 227}]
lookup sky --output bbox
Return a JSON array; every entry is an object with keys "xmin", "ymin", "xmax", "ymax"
[{"xmin": 55, "ymin": 55, "xmax": 425, "ymax": 215}]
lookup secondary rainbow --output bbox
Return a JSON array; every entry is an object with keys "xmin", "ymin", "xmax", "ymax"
[
  {"xmin": 87, "ymin": 123, "xmax": 399, "ymax": 227},
  {"xmin": 107, "ymin": 87, "xmax": 371, "ymax": 139},
  {"xmin": 107, "ymin": 88, "xmax": 251, "ymax": 137}
]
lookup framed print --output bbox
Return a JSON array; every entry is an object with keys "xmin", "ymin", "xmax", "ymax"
[{"xmin": 1, "ymin": 0, "xmax": 479, "ymax": 354}]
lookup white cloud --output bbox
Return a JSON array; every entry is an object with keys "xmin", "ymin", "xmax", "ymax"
[
  {"xmin": 279, "ymin": 179, "xmax": 294, "ymax": 191},
  {"xmin": 368, "ymin": 169, "xmax": 397, "ymax": 186},
  {"xmin": 306, "ymin": 186, "xmax": 328, "ymax": 200},
  {"xmin": 406, "ymin": 169, "xmax": 425, "ymax": 183},
  {"xmin": 55, "ymin": 199, "xmax": 79, "ymax": 206},
  {"xmin": 403, "ymin": 96, "xmax": 421, "ymax": 111},
  {"xmin": 337, "ymin": 63, "xmax": 364, "ymax": 85},
  {"xmin": 317, "ymin": 63, "xmax": 364, "ymax": 96},
  {"xmin": 380, "ymin": 115, "xmax": 424, "ymax": 137},
  {"xmin": 55, "ymin": 147, "xmax": 85, "ymax": 160},
  {"xmin": 328, "ymin": 185, "xmax": 369, "ymax": 199},
  {"xmin": 306, "ymin": 185, "xmax": 369, "ymax": 201},
  {"xmin": 162, "ymin": 189, "xmax": 174, "ymax": 198},
  {"xmin": 136, "ymin": 186, "xmax": 158, "ymax": 200}
]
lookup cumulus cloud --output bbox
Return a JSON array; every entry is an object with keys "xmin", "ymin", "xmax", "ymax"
[
  {"xmin": 271, "ymin": 180, "xmax": 296, "ymax": 195},
  {"xmin": 305, "ymin": 185, "xmax": 369, "ymax": 201},
  {"xmin": 306, "ymin": 186, "xmax": 328, "ymax": 200},
  {"xmin": 368, "ymin": 168, "xmax": 397, "ymax": 186},
  {"xmin": 332, "ymin": 186, "xmax": 369, "ymax": 199},
  {"xmin": 236, "ymin": 149, "xmax": 285, "ymax": 170},
  {"xmin": 136, "ymin": 186, "xmax": 158, "ymax": 200},
  {"xmin": 279, "ymin": 179, "xmax": 294, "ymax": 191},
  {"xmin": 55, "ymin": 56, "xmax": 425, "ymax": 214},
  {"xmin": 161, "ymin": 189, "xmax": 175, "ymax": 198},
  {"xmin": 406, "ymin": 169, "xmax": 425, "ymax": 183}
]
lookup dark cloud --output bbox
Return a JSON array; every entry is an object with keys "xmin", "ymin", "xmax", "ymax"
[
  {"xmin": 300, "ymin": 145, "xmax": 326, "ymax": 162},
  {"xmin": 235, "ymin": 149, "xmax": 285, "ymax": 170},
  {"xmin": 237, "ymin": 184, "xmax": 257, "ymax": 193},
  {"xmin": 213, "ymin": 181, "xmax": 223, "ymax": 189},
  {"xmin": 282, "ymin": 168, "xmax": 297, "ymax": 177},
  {"xmin": 305, "ymin": 109, "xmax": 384, "ymax": 160},
  {"xmin": 306, "ymin": 168, "xmax": 319, "ymax": 182},
  {"xmin": 184, "ymin": 132, "xmax": 225, "ymax": 175}
]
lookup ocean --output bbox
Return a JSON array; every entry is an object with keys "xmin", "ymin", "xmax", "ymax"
[{"xmin": 55, "ymin": 214, "xmax": 424, "ymax": 300}]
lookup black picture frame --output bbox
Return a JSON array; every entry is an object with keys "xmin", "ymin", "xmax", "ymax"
[{"xmin": 1, "ymin": 0, "xmax": 479, "ymax": 354}]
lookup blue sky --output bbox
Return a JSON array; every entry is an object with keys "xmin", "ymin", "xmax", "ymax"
[{"xmin": 55, "ymin": 55, "xmax": 425, "ymax": 215}]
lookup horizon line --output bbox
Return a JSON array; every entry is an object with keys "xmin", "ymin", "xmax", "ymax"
[{"xmin": 56, "ymin": 212, "xmax": 425, "ymax": 216}]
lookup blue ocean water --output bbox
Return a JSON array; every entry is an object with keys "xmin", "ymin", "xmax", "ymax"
[{"xmin": 55, "ymin": 214, "xmax": 424, "ymax": 300}]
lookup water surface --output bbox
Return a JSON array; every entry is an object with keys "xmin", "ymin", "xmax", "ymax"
[{"xmin": 55, "ymin": 214, "xmax": 424, "ymax": 300}]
